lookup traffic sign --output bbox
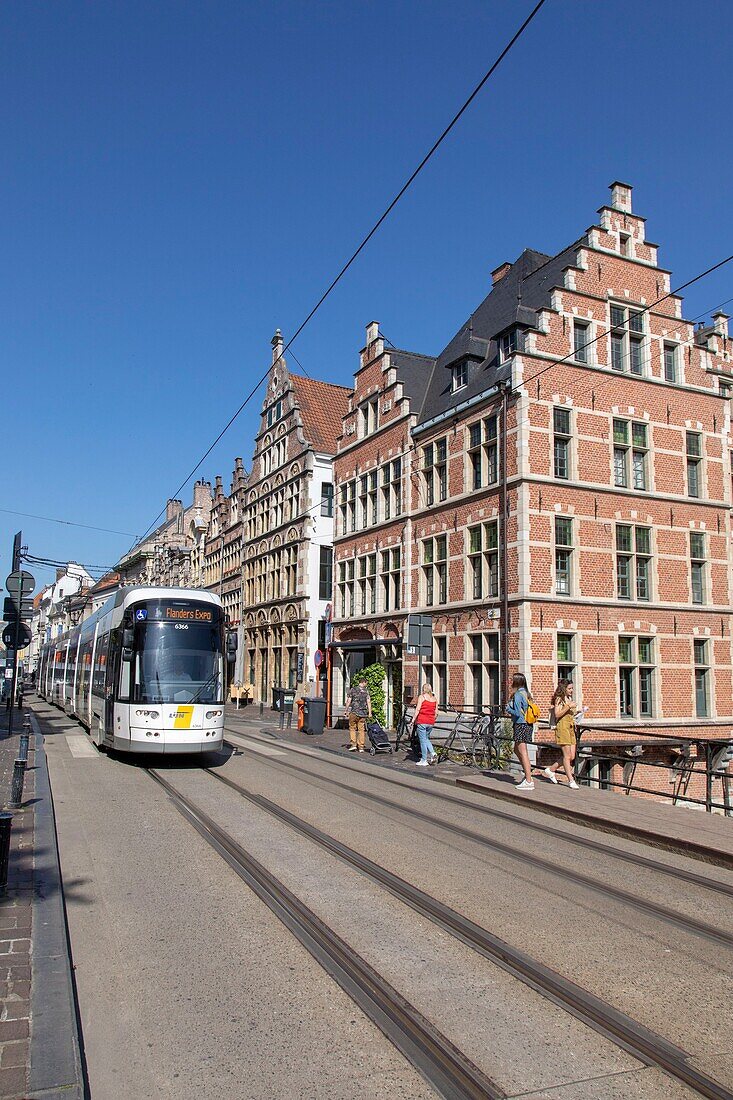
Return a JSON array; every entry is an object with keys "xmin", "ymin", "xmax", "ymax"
[
  {"xmin": 406, "ymin": 613, "xmax": 433, "ymax": 657},
  {"xmin": 2, "ymin": 623, "xmax": 31, "ymax": 650},
  {"xmin": 3, "ymin": 597, "xmax": 33, "ymax": 623},
  {"xmin": 5, "ymin": 571, "xmax": 35, "ymax": 597},
  {"xmin": 314, "ymin": 650, "xmax": 324, "ymax": 668}
]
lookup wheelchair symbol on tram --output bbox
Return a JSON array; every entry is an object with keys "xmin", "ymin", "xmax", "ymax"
[{"xmin": 135, "ymin": 609, "xmax": 148, "ymax": 621}]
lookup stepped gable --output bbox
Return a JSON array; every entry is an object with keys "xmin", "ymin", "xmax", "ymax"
[
  {"xmin": 417, "ymin": 241, "xmax": 583, "ymax": 425},
  {"xmin": 290, "ymin": 374, "xmax": 351, "ymax": 454}
]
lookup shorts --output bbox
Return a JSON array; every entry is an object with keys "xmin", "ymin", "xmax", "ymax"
[{"xmin": 512, "ymin": 722, "xmax": 533, "ymax": 744}]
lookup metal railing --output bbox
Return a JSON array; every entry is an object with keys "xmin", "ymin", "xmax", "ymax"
[{"xmin": 394, "ymin": 705, "xmax": 733, "ymax": 816}]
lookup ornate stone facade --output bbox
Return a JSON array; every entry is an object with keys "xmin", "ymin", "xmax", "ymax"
[
  {"xmin": 116, "ymin": 480, "xmax": 212, "ymax": 587},
  {"xmin": 241, "ymin": 332, "xmax": 349, "ymax": 703}
]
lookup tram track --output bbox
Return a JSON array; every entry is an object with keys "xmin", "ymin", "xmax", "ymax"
[
  {"xmin": 147, "ymin": 767, "xmax": 505, "ymax": 1100},
  {"xmin": 225, "ymin": 734, "xmax": 733, "ymax": 950},
  {"xmin": 225, "ymin": 729, "xmax": 733, "ymax": 899},
  {"xmin": 157, "ymin": 762, "xmax": 733, "ymax": 1100}
]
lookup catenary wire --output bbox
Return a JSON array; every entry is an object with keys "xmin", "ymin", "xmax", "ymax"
[
  {"xmin": 130, "ymin": 0, "xmax": 549, "ymax": 549},
  {"xmin": 0, "ymin": 507, "xmax": 139, "ymax": 539}
]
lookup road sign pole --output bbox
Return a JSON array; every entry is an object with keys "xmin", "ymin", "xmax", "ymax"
[{"xmin": 7, "ymin": 613, "xmax": 20, "ymax": 739}]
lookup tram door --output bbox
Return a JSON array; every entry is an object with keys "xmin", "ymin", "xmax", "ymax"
[{"xmin": 104, "ymin": 630, "xmax": 121, "ymax": 737}]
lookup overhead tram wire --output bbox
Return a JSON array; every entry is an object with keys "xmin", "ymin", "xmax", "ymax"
[
  {"xmin": 131, "ymin": 0, "xmax": 549, "ymax": 549},
  {"xmin": 0, "ymin": 506, "xmax": 139, "ymax": 539}
]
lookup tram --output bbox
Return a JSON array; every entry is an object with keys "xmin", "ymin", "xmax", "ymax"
[{"xmin": 37, "ymin": 587, "xmax": 226, "ymax": 755}]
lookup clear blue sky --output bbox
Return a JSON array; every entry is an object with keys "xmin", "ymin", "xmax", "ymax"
[{"xmin": 2, "ymin": 0, "xmax": 732, "ymax": 591}]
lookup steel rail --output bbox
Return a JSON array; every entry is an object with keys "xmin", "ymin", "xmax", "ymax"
[
  {"xmin": 207, "ymin": 766, "xmax": 733, "ymax": 1100},
  {"xmin": 147, "ymin": 768, "xmax": 505, "ymax": 1100},
  {"xmin": 225, "ymin": 729, "xmax": 733, "ymax": 897},
  {"xmin": 226, "ymin": 735, "xmax": 733, "ymax": 949}
]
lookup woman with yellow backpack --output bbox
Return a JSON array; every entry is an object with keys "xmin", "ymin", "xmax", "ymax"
[{"xmin": 506, "ymin": 672, "xmax": 540, "ymax": 790}]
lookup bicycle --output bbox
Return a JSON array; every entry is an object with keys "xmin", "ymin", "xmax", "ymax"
[{"xmin": 468, "ymin": 709, "xmax": 512, "ymax": 770}]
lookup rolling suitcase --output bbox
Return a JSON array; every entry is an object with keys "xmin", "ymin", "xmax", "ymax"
[{"xmin": 366, "ymin": 720, "xmax": 393, "ymax": 755}]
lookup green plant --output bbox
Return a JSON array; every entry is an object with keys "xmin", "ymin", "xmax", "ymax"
[
  {"xmin": 391, "ymin": 663, "xmax": 403, "ymax": 727},
  {"xmin": 360, "ymin": 662, "xmax": 386, "ymax": 727}
]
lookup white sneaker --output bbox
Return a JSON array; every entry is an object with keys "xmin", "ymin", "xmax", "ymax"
[
  {"xmin": 516, "ymin": 779, "xmax": 535, "ymax": 790},
  {"xmin": 415, "ymin": 760, "xmax": 429, "ymax": 767},
  {"xmin": 568, "ymin": 780, "xmax": 579, "ymax": 790},
  {"xmin": 543, "ymin": 768, "xmax": 558, "ymax": 784}
]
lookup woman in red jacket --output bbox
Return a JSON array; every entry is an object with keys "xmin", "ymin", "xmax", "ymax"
[{"xmin": 413, "ymin": 683, "xmax": 438, "ymax": 767}]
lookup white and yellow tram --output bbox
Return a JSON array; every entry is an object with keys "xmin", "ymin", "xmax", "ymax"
[{"xmin": 37, "ymin": 587, "xmax": 226, "ymax": 754}]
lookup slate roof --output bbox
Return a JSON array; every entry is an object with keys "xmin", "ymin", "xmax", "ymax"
[
  {"xmin": 290, "ymin": 375, "xmax": 351, "ymax": 454},
  {"xmin": 387, "ymin": 349, "xmax": 436, "ymax": 406},
  {"xmin": 416, "ymin": 241, "xmax": 583, "ymax": 427}
]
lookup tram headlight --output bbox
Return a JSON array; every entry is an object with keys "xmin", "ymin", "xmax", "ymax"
[
  {"xmin": 135, "ymin": 709, "xmax": 160, "ymax": 719},
  {"xmin": 206, "ymin": 710, "xmax": 222, "ymax": 719}
]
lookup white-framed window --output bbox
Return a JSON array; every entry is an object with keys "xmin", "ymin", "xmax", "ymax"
[
  {"xmin": 381, "ymin": 458, "xmax": 402, "ymax": 520},
  {"xmin": 619, "ymin": 635, "xmax": 654, "ymax": 718},
  {"xmin": 467, "ymin": 416, "xmax": 498, "ymax": 490},
  {"xmin": 500, "ymin": 330, "xmax": 519, "ymax": 361},
  {"xmin": 663, "ymin": 343, "xmax": 678, "ymax": 383},
  {"xmin": 613, "ymin": 419, "xmax": 648, "ymax": 490},
  {"xmin": 553, "ymin": 407, "xmax": 571, "ymax": 480},
  {"xmin": 616, "ymin": 524, "xmax": 651, "ymax": 601},
  {"xmin": 422, "ymin": 535, "xmax": 448, "ymax": 606},
  {"xmin": 467, "ymin": 633, "xmax": 500, "ymax": 710},
  {"xmin": 573, "ymin": 320, "xmax": 590, "ymax": 363},
  {"xmin": 690, "ymin": 532, "xmax": 706, "ymax": 605},
  {"xmin": 554, "ymin": 517, "xmax": 573, "ymax": 596},
  {"xmin": 337, "ymin": 559, "xmax": 355, "ymax": 618},
  {"xmin": 686, "ymin": 431, "xmax": 702, "ymax": 498},
  {"xmin": 467, "ymin": 522, "xmax": 498, "ymax": 600},
  {"xmin": 694, "ymin": 639, "xmax": 710, "ymax": 717},
  {"xmin": 380, "ymin": 548, "xmax": 401, "ymax": 611},
  {"xmin": 423, "ymin": 439, "xmax": 447, "ymax": 505},
  {"xmin": 451, "ymin": 360, "xmax": 469, "ymax": 392},
  {"xmin": 357, "ymin": 553, "xmax": 377, "ymax": 615},
  {"xmin": 610, "ymin": 304, "xmax": 645, "ymax": 375},
  {"xmin": 320, "ymin": 482, "xmax": 333, "ymax": 517},
  {"xmin": 557, "ymin": 633, "xmax": 575, "ymax": 682},
  {"xmin": 360, "ymin": 399, "xmax": 379, "ymax": 437}
]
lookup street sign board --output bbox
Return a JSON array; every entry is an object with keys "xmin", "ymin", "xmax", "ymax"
[
  {"xmin": 406, "ymin": 613, "xmax": 433, "ymax": 657},
  {"xmin": 5, "ymin": 571, "xmax": 35, "ymax": 597},
  {"xmin": 3, "ymin": 597, "xmax": 33, "ymax": 622},
  {"xmin": 314, "ymin": 650, "xmax": 324, "ymax": 668},
  {"xmin": 2, "ymin": 623, "xmax": 31, "ymax": 650}
]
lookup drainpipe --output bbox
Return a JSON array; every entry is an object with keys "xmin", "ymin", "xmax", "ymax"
[{"xmin": 499, "ymin": 381, "xmax": 510, "ymax": 708}]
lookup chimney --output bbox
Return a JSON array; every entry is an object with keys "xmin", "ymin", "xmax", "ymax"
[
  {"xmin": 56, "ymin": 567, "xmax": 64, "ymax": 582},
  {"xmin": 610, "ymin": 180, "xmax": 633, "ymax": 213},
  {"xmin": 712, "ymin": 312, "xmax": 730, "ymax": 338},
  {"xmin": 193, "ymin": 480, "xmax": 213, "ymax": 511},
  {"xmin": 166, "ymin": 499, "xmax": 183, "ymax": 522},
  {"xmin": 491, "ymin": 262, "xmax": 512, "ymax": 286},
  {"xmin": 271, "ymin": 328, "xmax": 284, "ymax": 365}
]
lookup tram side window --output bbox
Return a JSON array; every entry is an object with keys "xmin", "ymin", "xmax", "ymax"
[{"xmin": 92, "ymin": 633, "xmax": 109, "ymax": 698}]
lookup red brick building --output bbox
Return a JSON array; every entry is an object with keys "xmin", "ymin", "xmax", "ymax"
[{"xmin": 332, "ymin": 183, "xmax": 733, "ymax": 789}]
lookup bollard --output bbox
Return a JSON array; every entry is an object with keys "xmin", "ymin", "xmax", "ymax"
[
  {"xmin": 286, "ymin": 711, "xmax": 292, "ymax": 730},
  {"xmin": 18, "ymin": 733, "xmax": 29, "ymax": 764},
  {"xmin": 9, "ymin": 760, "xmax": 26, "ymax": 810},
  {"xmin": 279, "ymin": 709, "xmax": 285, "ymax": 730},
  {"xmin": 259, "ymin": 701, "xmax": 264, "ymax": 717},
  {"xmin": 0, "ymin": 812, "xmax": 12, "ymax": 895}
]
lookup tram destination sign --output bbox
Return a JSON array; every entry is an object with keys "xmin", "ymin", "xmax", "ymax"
[{"xmin": 132, "ymin": 601, "xmax": 215, "ymax": 623}]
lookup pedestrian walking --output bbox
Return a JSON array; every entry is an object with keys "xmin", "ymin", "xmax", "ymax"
[
  {"xmin": 345, "ymin": 677, "xmax": 372, "ymax": 753},
  {"xmin": 543, "ymin": 679, "xmax": 581, "ymax": 788},
  {"xmin": 412, "ymin": 683, "xmax": 438, "ymax": 767},
  {"xmin": 507, "ymin": 673, "xmax": 538, "ymax": 790}
]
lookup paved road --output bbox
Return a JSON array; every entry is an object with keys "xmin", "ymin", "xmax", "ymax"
[{"xmin": 39, "ymin": 702, "xmax": 732, "ymax": 1099}]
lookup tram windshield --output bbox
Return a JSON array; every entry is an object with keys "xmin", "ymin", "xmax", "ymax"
[{"xmin": 131, "ymin": 620, "xmax": 224, "ymax": 705}]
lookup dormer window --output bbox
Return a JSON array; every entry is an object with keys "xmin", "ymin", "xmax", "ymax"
[
  {"xmin": 500, "ymin": 330, "xmax": 519, "ymax": 361},
  {"xmin": 451, "ymin": 360, "xmax": 468, "ymax": 392}
]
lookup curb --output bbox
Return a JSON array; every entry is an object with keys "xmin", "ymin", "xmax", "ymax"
[
  {"xmin": 28, "ymin": 714, "xmax": 86, "ymax": 1100},
  {"xmin": 455, "ymin": 775, "xmax": 733, "ymax": 871}
]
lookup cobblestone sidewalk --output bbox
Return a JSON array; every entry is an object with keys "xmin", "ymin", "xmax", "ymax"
[{"xmin": 0, "ymin": 705, "xmax": 35, "ymax": 1099}]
